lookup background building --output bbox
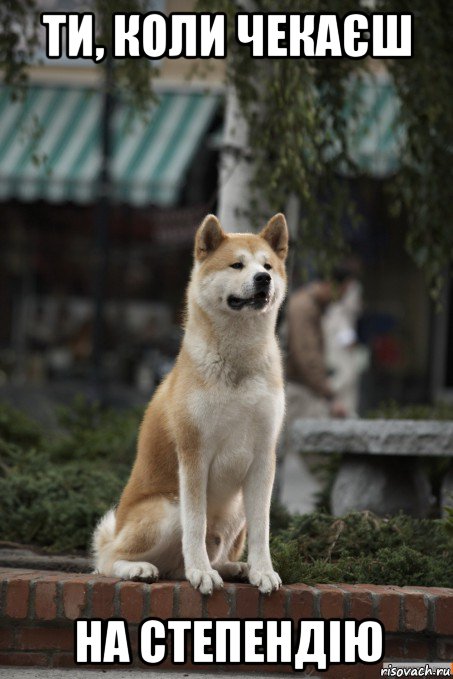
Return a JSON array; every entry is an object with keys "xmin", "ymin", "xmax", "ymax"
[{"xmin": 0, "ymin": 1, "xmax": 450, "ymax": 412}]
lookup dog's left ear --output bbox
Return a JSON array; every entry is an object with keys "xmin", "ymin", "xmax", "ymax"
[
  {"xmin": 195, "ymin": 214, "xmax": 226, "ymax": 261},
  {"xmin": 259, "ymin": 213, "xmax": 289, "ymax": 260}
]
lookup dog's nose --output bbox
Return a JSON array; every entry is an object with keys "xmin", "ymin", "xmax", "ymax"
[{"xmin": 254, "ymin": 272, "xmax": 271, "ymax": 288}]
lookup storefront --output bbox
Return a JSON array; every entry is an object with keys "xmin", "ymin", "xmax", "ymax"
[{"xmin": 0, "ymin": 83, "xmax": 222, "ymax": 388}]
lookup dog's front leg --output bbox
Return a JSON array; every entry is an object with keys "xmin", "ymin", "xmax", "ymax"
[
  {"xmin": 243, "ymin": 448, "xmax": 282, "ymax": 594},
  {"xmin": 179, "ymin": 460, "xmax": 223, "ymax": 595}
]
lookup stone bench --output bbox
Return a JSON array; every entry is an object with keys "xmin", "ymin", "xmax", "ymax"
[{"xmin": 291, "ymin": 419, "xmax": 453, "ymax": 517}]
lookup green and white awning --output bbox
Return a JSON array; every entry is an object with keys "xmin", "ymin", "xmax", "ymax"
[
  {"xmin": 0, "ymin": 85, "xmax": 220, "ymax": 206},
  {"xmin": 0, "ymin": 75, "xmax": 402, "ymax": 206},
  {"xmin": 345, "ymin": 72, "xmax": 404, "ymax": 177}
]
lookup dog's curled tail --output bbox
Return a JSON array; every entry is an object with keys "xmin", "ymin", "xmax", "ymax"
[{"xmin": 91, "ymin": 508, "xmax": 116, "ymax": 574}]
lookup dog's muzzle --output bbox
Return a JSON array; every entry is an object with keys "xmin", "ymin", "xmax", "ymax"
[{"xmin": 227, "ymin": 273, "xmax": 272, "ymax": 310}]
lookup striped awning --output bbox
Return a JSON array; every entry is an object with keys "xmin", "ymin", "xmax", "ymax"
[
  {"xmin": 0, "ymin": 85, "xmax": 220, "ymax": 206},
  {"xmin": 345, "ymin": 72, "xmax": 404, "ymax": 177}
]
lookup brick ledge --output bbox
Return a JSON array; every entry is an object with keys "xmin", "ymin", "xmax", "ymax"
[{"xmin": 0, "ymin": 568, "xmax": 452, "ymax": 675}]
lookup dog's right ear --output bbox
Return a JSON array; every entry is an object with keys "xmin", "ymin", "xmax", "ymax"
[
  {"xmin": 195, "ymin": 214, "xmax": 226, "ymax": 261},
  {"xmin": 260, "ymin": 213, "xmax": 289, "ymax": 260}
]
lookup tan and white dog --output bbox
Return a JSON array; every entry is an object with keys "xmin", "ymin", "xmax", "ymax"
[{"xmin": 93, "ymin": 213, "xmax": 288, "ymax": 595}]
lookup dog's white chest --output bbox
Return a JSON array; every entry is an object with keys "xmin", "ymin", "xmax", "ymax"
[
  {"xmin": 189, "ymin": 375, "xmax": 279, "ymax": 439},
  {"xmin": 188, "ymin": 377, "xmax": 284, "ymax": 503}
]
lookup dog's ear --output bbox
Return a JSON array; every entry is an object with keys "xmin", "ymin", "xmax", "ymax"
[
  {"xmin": 259, "ymin": 213, "xmax": 289, "ymax": 260},
  {"xmin": 195, "ymin": 214, "xmax": 226, "ymax": 261}
]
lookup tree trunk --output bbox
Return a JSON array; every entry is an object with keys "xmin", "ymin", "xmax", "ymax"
[{"xmin": 217, "ymin": 85, "xmax": 255, "ymax": 232}]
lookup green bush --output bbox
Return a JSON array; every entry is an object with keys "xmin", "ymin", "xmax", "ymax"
[
  {"xmin": 49, "ymin": 396, "xmax": 139, "ymax": 464},
  {"xmin": 270, "ymin": 510, "xmax": 453, "ymax": 587},
  {"xmin": 0, "ymin": 399, "xmax": 140, "ymax": 552},
  {"xmin": 0, "ymin": 401, "xmax": 452, "ymax": 587},
  {"xmin": 367, "ymin": 400, "xmax": 453, "ymax": 421},
  {"xmin": 0, "ymin": 402, "xmax": 43, "ymax": 448}
]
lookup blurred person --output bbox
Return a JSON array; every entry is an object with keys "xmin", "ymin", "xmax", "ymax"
[
  {"xmin": 285, "ymin": 269, "xmax": 353, "ymax": 423},
  {"xmin": 323, "ymin": 279, "xmax": 369, "ymax": 416},
  {"xmin": 274, "ymin": 269, "xmax": 353, "ymax": 508}
]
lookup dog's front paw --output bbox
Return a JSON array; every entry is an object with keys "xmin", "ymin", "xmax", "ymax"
[
  {"xmin": 186, "ymin": 568, "xmax": 223, "ymax": 595},
  {"xmin": 248, "ymin": 567, "xmax": 282, "ymax": 594},
  {"xmin": 217, "ymin": 561, "xmax": 249, "ymax": 580},
  {"xmin": 113, "ymin": 560, "xmax": 159, "ymax": 582}
]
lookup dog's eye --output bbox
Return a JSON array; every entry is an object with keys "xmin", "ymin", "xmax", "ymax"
[
  {"xmin": 264, "ymin": 263, "xmax": 272, "ymax": 271},
  {"xmin": 230, "ymin": 262, "xmax": 244, "ymax": 270}
]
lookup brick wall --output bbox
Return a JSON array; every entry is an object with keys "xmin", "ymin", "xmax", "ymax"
[{"xmin": 0, "ymin": 568, "xmax": 452, "ymax": 677}]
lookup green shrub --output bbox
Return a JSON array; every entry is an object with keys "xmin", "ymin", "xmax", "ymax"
[
  {"xmin": 270, "ymin": 511, "xmax": 453, "ymax": 587},
  {"xmin": 0, "ymin": 402, "xmax": 43, "ymax": 448},
  {"xmin": 49, "ymin": 396, "xmax": 140, "ymax": 464},
  {"xmin": 367, "ymin": 400, "xmax": 453, "ymax": 421},
  {"xmin": 1, "ymin": 401, "xmax": 452, "ymax": 587},
  {"xmin": 0, "ymin": 399, "xmax": 140, "ymax": 552},
  {"xmin": 0, "ymin": 442, "xmax": 125, "ymax": 552}
]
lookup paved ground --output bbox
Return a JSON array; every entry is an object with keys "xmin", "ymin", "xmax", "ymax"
[{"xmin": 0, "ymin": 669, "xmax": 317, "ymax": 678}]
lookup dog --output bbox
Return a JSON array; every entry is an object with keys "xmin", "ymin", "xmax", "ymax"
[{"xmin": 93, "ymin": 212, "xmax": 288, "ymax": 595}]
